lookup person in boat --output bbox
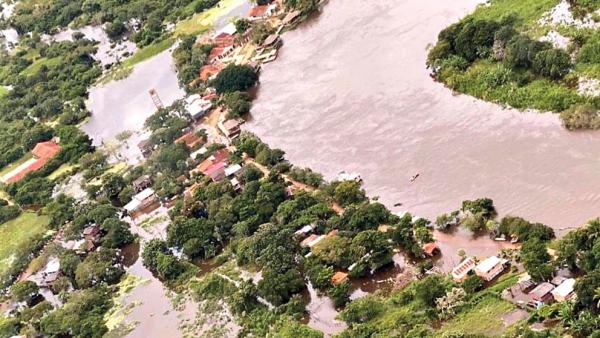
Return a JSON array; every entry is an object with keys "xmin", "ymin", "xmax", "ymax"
[{"xmin": 410, "ymin": 173, "xmax": 420, "ymax": 182}]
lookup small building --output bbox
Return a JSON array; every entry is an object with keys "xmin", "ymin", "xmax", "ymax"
[
  {"xmin": 247, "ymin": 5, "xmax": 270, "ymax": 21},
  {"xmin": 137, "ymin": 139, "xmax": 153, "ymax": 158},
  {"xmin": 474, "ymin": 256, "xmax": 506, "ymax": 282},
  {"xmin": 261, "ymin": 34, "xmax": 281, "ymax": 49},
  {"xmin": 203, "ymin": 162, "xmax": 227, "ymax": 182},
  {"xmin": 300, "ymin": 234, "xmax": 325, "ymax": 248},
  {"xmin": 518, "ymin": 274, "xmax": 537, "ymax": 293},
  {"xmin": 176, "ymin": 132, "xmax": 204, "ymax": 150},
  {"xmin": 3, "ymin": 140, "xmax": 61, "ymax": 183},
  {"xmin": 133, "ymin": 175, "xmax": 152, "ymax": 193},
  {"xmin": 282, "ymin": 10, "xmax": 302, "ymax": 26},
  {"xmin": 422, "ymin": 242, "xmax": 440, "ymax": 257},
  {"xmin": 529, "ymin": 282, "xmax": 555, "ymax": 303},
  {"xmin": 294, "ymin": 224, "xmax": 315, "ymax": 240},
  {"xmin": 208, "ymin": 46, "xmax": 234, "ymax": 63},
  {"xmin": 230, "ymin": 177, "xmax": 242, "ymax": 191},
  {"xmin": 83, "ymin": 224, "xmax": 102, "ymax": 244},
  {"xmin": 218, "ymin": 119, "xmax": 243, "ymax": 140},
  {"xmin": 332, "ymin": 271, "xmax": 349, "ymax": 285},
  {"xmin": 551, "ymin": 278, "xmax": 576, "ymax": 302},
  {"xmin": 124, "ymin": 188, "xmax": 158, "ymax": 215},
  {"xmin": 224, "ymin": 164, "xmax": 242, "ymax": 177},
  {"xmin": 451, "ymin": 257, "xmax": 476, "ymax": 282},
  {"xmin": 185, "ymin": 94, "xmax": 213, "ymax": 120}
]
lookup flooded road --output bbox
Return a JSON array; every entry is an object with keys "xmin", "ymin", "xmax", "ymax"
[{"xmin": 247, "ymin": 0, "xmax": 600, "ymax": 241}]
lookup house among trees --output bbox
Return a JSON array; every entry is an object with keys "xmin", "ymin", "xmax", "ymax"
[
  {"xmin": 218, "ymin": 119, "xmax": 243, "ymax": 140},
  {"xmin": 529, "ymin": 282, "xmax": 555, "ymax": 305},
  {"xmin": 247, "ymin": 5, "xmax": 273, "ymax": 21},
  {"xmin": 2, "ymin": 140, "xmax": 61, "ymax": 183},
  {"xmin": 293, "ymin": 224, "xmax": 316, "ymax": 241},
  {"xmin": 185, "ymin": 94, "xmax": 214, "ymax": 120},
  {"xmin": 124, "ymin": 188, "xmax": 159, "ymax": 217},
  {"xmin": 451, "ymin": 256, "xmax": 476, "ymax": 282},
  {"xmin": 474, "ymin": 256, "xmax": 507, "ymax": 281},
  {"xmin": 175, "ymin": 132, "xmax": 204, "ymax": 150},
  {"xmin": 137, "ymin": 139, "xmax": 153, "ymax": 158},
  {"xmin": 133, "ymin": 175, "xmax": 153, "ymax": 193},
  {"xmin": 551, "ymin": 278, "xmax": 576, "ymax": 302},
  {"xmin": 300, "ymin": 234, "xmax": 325, "ymax": 248},
  {"xmin": 422, "ymin": 242, "xmax": 440, "ymax": 257},
  {"xmin": 83, "ymin": 224, "xmax": 102, "ymax": 251},
  {"xmin": 332, "ymin": 271, "xmax": 349, "ymax": 285}
]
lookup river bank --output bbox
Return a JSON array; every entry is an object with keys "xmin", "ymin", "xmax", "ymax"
[{"xmin": 246, "ymin": 0, "xmax": 600, "ymax": 245}]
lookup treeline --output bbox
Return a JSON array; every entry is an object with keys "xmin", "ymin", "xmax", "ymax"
[
  {"xmin": 9, "ymin": 0, "xmax": 220, "ymax": 46},
  {"xmin": 1, "ymin": 197, "xmax": 135, "ymax": 337},
  {"xmin": 427, "ymin": 4, "xmax": 600, "ymax": 130}
]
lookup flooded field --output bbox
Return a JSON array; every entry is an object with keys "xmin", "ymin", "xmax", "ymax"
[
  {"xmin": 247, "ymin": 0, "xmax": 600, "ymax": 259},
  {"xmin": 83, "ymin": 47, "xmax": 184, "ymax": 149}
]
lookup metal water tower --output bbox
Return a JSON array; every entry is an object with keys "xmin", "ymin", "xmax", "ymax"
[{"xmin": 149, "ymin": 89, "xmax": 164, "ymax": 110}]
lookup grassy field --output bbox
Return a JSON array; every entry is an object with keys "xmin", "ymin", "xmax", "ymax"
[
  {"xmin": 21, "ymin": 56, "xmax": 62, "ymax": 76},
  {"xmin": 0, "ymin": 212, "xmax": 50, "ymax": 275},
  {"xmin": 470, "ymin": 0, "xmax": 560, "ymax": 28},
  {"xmin": 0, "ymin": 153, "xmax": 33, "ymax": 178},
  {"xmin": 0, "ymin": 86, "xmax": 8, "ymax": 98},
  {"xmin": 48, "ymin": 163, "xmax": 77, "ymax": 181},
  {"xmin": 439, "ymin": 296, "xmax": 516, "ymax": 337}
]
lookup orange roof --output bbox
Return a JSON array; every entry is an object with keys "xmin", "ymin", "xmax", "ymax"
[
  {"xmin": 32, "ymin": 141, "xmax": 61, "ymax": 159},
  {"xmin": 332, "ymin": 271, "xmax": 349, "ymax": 285},
  {"xmin": 423, "ymin": 242, "xmax": 439, "ymax": 256},
  {"xmin": 327, "ymin": 229, "xmax": 338, "ymax": 237},
  {"xmin": 7, "ymin": 158, "xmax": 49, "ymax": 184},
  {"xmin": 247, "ymin": 5, "xmax": 269, "ymax": 18},
  {"xmin": 175, "ymin": 132, "xmax": 203, "ymax": 149},
  {"xmin": 199, "ymin": 64, "xmax": 224, "ymax": 81},
  {"xmin": 208, "ymin": 47, "xmax": 227, "ymax": 62}
]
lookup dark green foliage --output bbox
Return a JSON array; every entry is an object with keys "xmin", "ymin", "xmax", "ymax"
[
  {"xmin": 287, "ymin": 167, "xmax": 324, "ymax": 187},
  {"xmin": 532, "ymin": 48, "xmax": 571, "ymax": 80},
  {"xmin": 212, "ymin": 64, "xmax": 258, "ymax": 93},
  {"xmin": 75, "ymin": 249, "xmax": 124, "ymax": 288},
  {"xmin": 462, "ymin": 274, "xmax": 485, "ymax": 294},
  {"xmin": 222, "ymin": 91, "xmax": 252, "ymax": 118},
  {"xmin": 46, "ymin": 194, "xmax": 75, "ymax": 229},
  {"xmin": 414, "ymin": 274, "xmax": 448, "ymax": 307},
  {"xmin": 40, "ymin": 286, "xmax": 111, "ymax": 338},
  {"xmin": 521, "ymin": 239, "xmax": 553, "ymax": 282},
  {"xmin": 329, "ymin": 281, "xmax": 350, "ymax": 307},
  {"xmin": 10, "ymin": 280, "xmax": 39, "ymax": 304},
  {"xmin": 560, "ymin": 104, "xmax": 600, "ymax": 130},
  {"xmin": 498, "ymin": 216, "xmax": 554, "ymax": 242},
  {"xmin": 339, "ymin": 295, "xmax": 384, "ymax": 324},
  {"xmin": 0, "ymin": 205, "xmax": 20, "ymax": 224},
  {"xmin": 173, "ymin": 36, "xmax": 211, "ymax": 90},
  {"xmin": 100, "ymin": 218, "xmax": 134, "ymax": 249}
]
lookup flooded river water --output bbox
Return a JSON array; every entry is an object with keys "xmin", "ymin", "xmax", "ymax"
[{"xmin": 247, "ymin": 0, "xmax": 600, "ymax": 243}]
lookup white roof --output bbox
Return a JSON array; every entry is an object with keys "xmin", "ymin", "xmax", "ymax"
[
  {"xmin": 230, "ymin": 177, "xmax": 240, "ymax": 186},
  {"xmin": 190, "ymin": 147, "xmax": 208, "ymax": 159},
  {"xmin": 213, "ymin": 23, "xmax": 236, "ymax": 39},
  {"xmin": 125, "ymin": 188, "xmax": 155, "ymax": 212},
  {"xmin": 43, "ymin": 257, "xmax": 61, "ymax": 274},
  {"xmin": 551, "ymin": 278, "xmax": 576, "ymax": 298},
  {"xmin": 225, "ymin": 164, "xmax": 242, "ymax": 176},
  {"xmin": 294, "ymin": 224, "xmax": 314, "ymax": 236},
  {"xmin": 475, "ymin": 256, "xmax": 502, "ymax": 274}
]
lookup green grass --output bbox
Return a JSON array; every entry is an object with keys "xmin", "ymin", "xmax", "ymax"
[
  {"xmin": 439, "ymin": 296, "xmax": 516, "ymax": 337},
  {"xmin": 470, "ymin": 0, "xmax": 560, "ymax": 28},
  {"xmin": 0, "ymin": 212, "xmax": 50, "ymax": 275},
  {"xmin": 48, "ymin": 163, "xmax": 77, "ymax": 181},
  {"xmin": 0, "ymin": 153, "xmax": 33, "ymax": 178},
  {"xmin": 0, "ymin": 86, "xmax": 8, "ymax": 98},
  {"xmin": 21, "ymin": 56, "xmax": 62, "ymax": 76}
]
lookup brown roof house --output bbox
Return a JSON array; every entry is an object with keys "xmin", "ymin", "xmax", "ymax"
[
  {"xmin": 3, "ymin": 140, "xmax": 61, "ymax": 184},
  {"xmin": 218, "ymin": 119, "xmax": 244, "ymax": 140},
  {"xmin": 332, "ymin": 271, "xmax": 349, "ymax": 285},
  {"xmin": 133, "ymin": 175, "xmax": 153, "ymax": 193},
  {"xmin": 176, "ymin": 132, "xmax": 205, "ymax": 150},
  {"xmin": 529, "ymin": 282, "xmax": 555, "ymax": 304}
]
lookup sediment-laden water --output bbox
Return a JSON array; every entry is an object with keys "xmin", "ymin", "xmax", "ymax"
[{"xmin": 247, "ymin": 0, "xmax": 600, "ymax": 245}]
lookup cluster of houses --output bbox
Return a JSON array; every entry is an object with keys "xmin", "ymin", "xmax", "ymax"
[{"xmin": 1, "ymin": 139, "xmax": 61, "ymax": 184}]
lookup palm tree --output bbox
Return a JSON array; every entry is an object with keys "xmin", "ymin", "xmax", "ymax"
[{"xmin": 594, "ymin": 286, "xmax": 600, "ymax": 308}]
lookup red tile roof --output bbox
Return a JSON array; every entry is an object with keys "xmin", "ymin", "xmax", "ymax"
[
  {"xmin": 199, "ymin": 64, "xmax": 224, "ymax": 81},
  {"xmin": 175, "ymin": 132, "xmax": 204, "ymax": 149},
  {"xmin": 32, "ymin": 141, "xmax": 61, "ymax": 159},
  {"xmin": 423, "ymin": 242, "xmax": 439, "ymax": 256},
  {"xmin": 332, "ymin": 271, "xmax": 348, "ymax": 285},
  {"xmin": 247, "ymin": 5, "xmax": 269, "ymax": 18},
  {"xmin": 208, "ymin": 47, "xmax": 227, "ymax": 62}
]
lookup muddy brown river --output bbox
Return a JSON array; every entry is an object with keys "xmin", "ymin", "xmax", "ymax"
[{"xmin": 247, "ymin": 0, "xmax": 600, "ymax": 243}]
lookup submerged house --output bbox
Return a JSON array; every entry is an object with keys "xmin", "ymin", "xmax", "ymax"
[{"xmin": 124, "ymin": 188, "xmax": 159, "ymax": 216}]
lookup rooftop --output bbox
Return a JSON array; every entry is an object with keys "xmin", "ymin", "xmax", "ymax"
[{"xmin": 475, "ymin": 256, "xmax": 502, "ymax": 274}]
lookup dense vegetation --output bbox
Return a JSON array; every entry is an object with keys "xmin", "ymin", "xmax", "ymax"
[{"xmin": 428, "ymin": 0, "xmax": 600, "ymax": 129}]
